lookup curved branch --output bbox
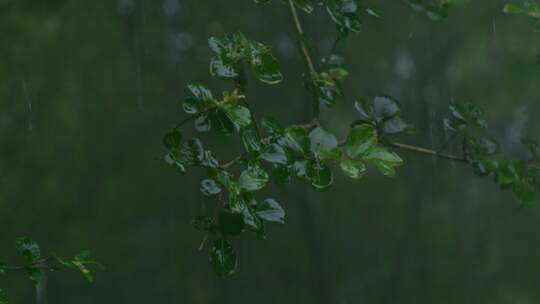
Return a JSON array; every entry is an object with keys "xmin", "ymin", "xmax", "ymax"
[
  {"xmin": 287, "ymin": 0, "xmax": 320, "ymax": 120},
  {"xmin": 390, "ymin": 142, "xmax": 467, "ymax": 163}
]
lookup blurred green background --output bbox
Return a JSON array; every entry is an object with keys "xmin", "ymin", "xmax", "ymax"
[{"xmin": 1, "ymin": 0, "xmax": 540, "ymax": 303}]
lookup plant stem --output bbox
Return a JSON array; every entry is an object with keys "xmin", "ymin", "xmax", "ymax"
[
  {"xmin": 390, "ymin": 142, "xmax": 467, "ymax": 163},
  {"xmin": 243, "ymin": 100, "xmax": 263, "ymax": 140},
  {"xmin": 174, "ymin": 107, "xmax": 215, "ymax": 129},
  {"xmin": 287, "ymin": 0, "xmax": 320, "ymax": 121}
]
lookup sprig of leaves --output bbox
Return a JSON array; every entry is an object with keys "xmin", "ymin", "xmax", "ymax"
[
  {"xmin": 0, "ymin": 238, "xmax": 102, "ymax": 303},
  {"xmin": 162, "ymin": 0, "xmax": 540, "ymax": 280}
]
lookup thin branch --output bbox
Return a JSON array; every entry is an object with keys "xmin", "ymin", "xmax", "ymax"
[
  {"xmin": 287, "ymin": 0, "xmax": 320, "ymax": 120},
  {"xmin": 390, "ymin": 142, "xmax": 467, "ymax": 163},
  {"xmin": 3, "ymin": 257, "xmax": 57, "ymax": 272},
  {"xmin": 221, "ymin": 154, "xmax": 244, "ymax": 169},
  {"xmin": 243, "ymin": 100, "xmax": 263, "ymax": 140},
  {"xmin": 174, "ymin": 107, "xmax": 215, "ymax": 129}
]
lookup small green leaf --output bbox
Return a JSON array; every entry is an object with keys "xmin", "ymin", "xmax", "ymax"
[
  {"xmin": 294, "ymin": 0, "xmax": 314, "ymax": 13},
  {"xmin": 340, "ymin": 159, "xmax": 366, "ymax": 179},
  {"xmin": 200, "ymin": 179, "xmax": 222, "ymax": 197},
  {"xmin": 261, "ymin": 143, "xmax": 288, "ymax": 164},
  {"xmin": 256, "ymin": 199, "xmax": 286, "ymax": 224},
  {"xmin": 214, "ymin": 170, "xmax": 241, "ymax": 195},
  {"xmin": 344, "ymin": 124, "xmax": 377, "ymax": 158},
  {"xmin": 248, "ymin": 42, "xmax": 283, "ymax": 84},
  {"xmin": 238, "ymin": 164, "xmax": 269, "ymax": 191},
  {"xmin": 210, "ymin": 239, "xmax": 237, "ymax": 279},
  {"xmin": 373, "ymin": 96, "xmax": 400, "ymax": 120},
  {"xmin": 241, "ymin": 130, "xmax": 262, "ymax": 153},
  {"xmin": 261, "ymin": 117, "xmax": 285, "ymax": 136},
  {"xmin": 15, "ymin": 237, "xmax": 40, "ymax": 263},
  {"xmin": 309, "ymin": 127, "xmax": 338, "ymax": 154},
  {"xmin": 306, "ymin": 161, "xmax": 334, "ymax": 190},
  {"xmin": 163, "ymin": 129, "xmax": 182, "ymax": 150},
  {"xmin": 282, "ymin": 126, "xmax": 310, "ymax": 154},
  {"xmin": 178, "ymin": 139, "xmax": 205, "ymax": 166},
  {"xmin": 222, "ymin": 104, "xmax": 252, "ymax": 129},
  {"xmin": 364, "ymin": 146, "xmax": 403, "ymax": 177},
  {"xmin": 187, "ymin": 84, "xmax": 214, "ymax": 103},
  {"xmin": 209, "ymin": 110, "xmax": 236, "ymax": 135},
  {"xmin": 326, "ymin": 0, "xmax": 362, "ymax": 36},
  {"xmin": 182, "ymin": 97, "xmax": 200, "ymax": 114}
]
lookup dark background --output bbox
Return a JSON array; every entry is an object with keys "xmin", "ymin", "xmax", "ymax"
[{"xmin": 1, "ymin": 0, "xmax": 540, "ymax": 303}]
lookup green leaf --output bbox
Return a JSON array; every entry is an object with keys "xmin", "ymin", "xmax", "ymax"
[
  {"xmin": 340, "ymin": 159, "xmax": 366, "ymax": 179},
  {"xmin": 178, "ymin": 139, "xmax": 205, "ymax": 166},
  {"xmin": 294, "ymin": 0, "xmax": 314, "ymax": 13},
  {"xmin": 241, "ymin": 130, "xmax": 262, "ymax": 153},
  {"xmin": 214, "ymin": 170, "xmax": 241, "ymax": 196},
  {"xmin": 194, "ymin": 113, "xmax": 211, "ymax": 133},
  {"xmin": 210, "ymin": 239, "xmax": 237, "ymax": 279},
  {"xmin": 163, "ymin": 129, "xmax": 182, "ymax": 150},
  {"xmin": 306, "ymin": 161, "xmax": 334, "ymax": 190},
  {"xmin": 373, "ymin": 96, "xmax": 400, "ymax": 120},
  {"xmin": 261, "ymin": 143, "xmax": 288, "ymax": 164},
  {"xmin": 282, "ymin": 126, "xmax": 310, "ymax": 154},
  {"xmin": 293, "ymin": 160, "xmax": 308, "ymax": 179},
  {"xmin": 182, "ymin": 97, "xmax": 200, "ymax": 114},
  {"xmin": 326, "ymin": 0, "xmax": 362, "ymax": 36},
  {"xmin": 15, "ymin": 237, "xmax": 40, "ymax": 263},
  {"xmin": 256, "ymin": 199, "xmax": 286, "ymax": 224},
  {"xmin": 187, "ymin": 84, "xmax": 214, "ymax": 103},
  {"xmin": 444, "ymin": 102, "xmax": 487, "ymax": 133},
  {"xmin": 209, "ymin": 33, "xmax": 282, "ymax": 85},
  {"xmin": 222, "ymin": 104, "xmax": 252, "ymax": 129},
  {"xmin": 344, "ymin": 124, "xmax": 378, "ymax": 158},
  {"xmin": 238, "ymin": 164, "xmax": 269, "ymax": 191},
  {"xmin": 309, "ymin": 127, "xmax": 338, "ymax": 154},
  {"xmin": 247, "ymin": 42, "xmax": 283, "ymax": 84},
  {"xmin": 261, "ymin": 117, "xmax": 285, "ymax": 136},
  {"xmin": 364, "ymin": 146, "xmax": 403, "ymax": 177},
  {"xmin": 209, "ymin": 110, "xmax": 236, "ymax": 135},
  {"xmin": 71, "ymin": 260, "xmax": 94, "ymax": 282},
  {"xmin": 200, "ymin": 179, "xmax": 222, "ymax": 197},
  {"xmin": 210, "ymin": 56, "xmax": 240, "ymax": 79},
  {"xmin": 353, "ymin": 96, "xmax": 411, "ymax": 136}
]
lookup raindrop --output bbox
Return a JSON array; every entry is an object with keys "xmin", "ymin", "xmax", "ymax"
[
  {"xmin": 22, "ymin": 80, "xmax": 33, "ymax": 131},
  {"xmin": 492, "ymin": 18, "xmax": 497, "ymax": 42}
]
